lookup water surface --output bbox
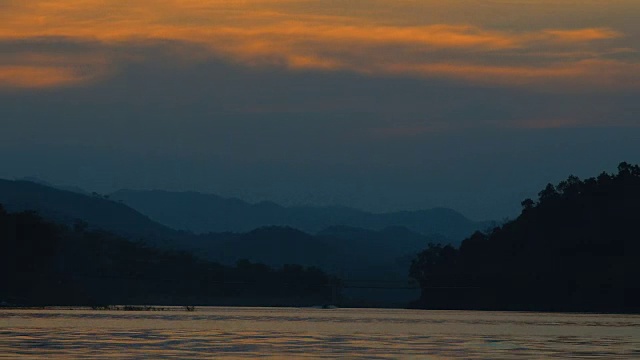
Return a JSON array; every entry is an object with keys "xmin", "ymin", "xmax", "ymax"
[{"xmin": 2, "ymin": 307, "xmax": 639, "ymax": 358}]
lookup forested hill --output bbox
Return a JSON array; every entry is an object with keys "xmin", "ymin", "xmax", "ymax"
[
  {"xmin": 0, "ymin": 206, "xmax": 337, "ymax": 307},
  {"xmin": 410, "ymin": 162, "xmax": 640, "ymax": 313}
]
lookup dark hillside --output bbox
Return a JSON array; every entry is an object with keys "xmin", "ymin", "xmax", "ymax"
[
  {"xmin": 410, "ymin": 162, "xmax": 640, "ymax": 312},
  {"xmin": 0, "ymin": 179, "xmax": 185, "ymax": 247},
  {"xmin": 0, "ymin": 207, "xmax": 337, "ymax": 306},
  {"xmin": 196, "ymin": 225, "xmax": 438, "ymax": 280}
]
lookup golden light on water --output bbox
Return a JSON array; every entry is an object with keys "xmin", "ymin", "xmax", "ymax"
[{"xmin": 2, "ymin": 307, "xmax": 639, "ymax": 358}]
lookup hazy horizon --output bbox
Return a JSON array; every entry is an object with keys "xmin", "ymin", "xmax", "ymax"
[
  {"xmin": 3, "ymin": 174, "xmax": 493, "ymax": 221},
  {"xmin": 2, "ymin": 154, "xmax": 636, "ymax": 222}
]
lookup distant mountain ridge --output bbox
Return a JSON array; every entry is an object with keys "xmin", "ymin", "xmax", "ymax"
[
  {"xmin": 16, "ymin": 176, "xmax": 90, "ymax": 195},
  {"xmin": 111, "ymin": 189, "xmax": 490, "ymax": 241}
]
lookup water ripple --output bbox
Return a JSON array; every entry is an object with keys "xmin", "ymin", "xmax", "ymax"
[{"xmin": 1, "ymin": 308, "xmax": 638, "ymax": 359}]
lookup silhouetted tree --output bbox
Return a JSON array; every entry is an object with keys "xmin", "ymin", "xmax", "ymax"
[{"xmin": 520, "ymin": 198, "xmax": 534, "ymax": 211}]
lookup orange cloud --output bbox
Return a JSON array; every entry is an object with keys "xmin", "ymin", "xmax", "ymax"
[
  {"xmin": 287, "ymin": 55, "xmax": 344, "ymax": 71},
  {"xmin": 383, "ymin": 59, "xmax": 640, "ymax": 89},
  {"xmin": 0, "ymin": 0, "xmax": 637, "ymax": 90},
  {"xmin": 543, "ymin": 28, "xmax": 623, "ymax": 42},
  {"xmin": 0, "ymin": 66, "xmax": 92, "ymax": 88},
  {"xmin": 0, "ymin": 49, "xmax": 111, "ymax": 89}
]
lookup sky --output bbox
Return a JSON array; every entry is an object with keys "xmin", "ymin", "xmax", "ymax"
[{"xmin": 1, "ymin": 0, "xmax": 639, "ymax": 220}]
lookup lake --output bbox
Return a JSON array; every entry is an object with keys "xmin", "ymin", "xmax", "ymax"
[{"xmin": 1, "ymin": 307, "xmax": 639, "ymax": 358}]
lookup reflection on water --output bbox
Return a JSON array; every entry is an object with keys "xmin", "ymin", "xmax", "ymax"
[{"xmin": 1, "ymin": 307, "xmax": 639, "ymax": 359}]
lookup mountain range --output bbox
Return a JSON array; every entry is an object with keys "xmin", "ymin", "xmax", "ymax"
[
  {"xmin": 110, "ymin": 189, "xmax": 490, "ymax": 241},
  {"xmin": 0, "ymin": 178, "xmax": 492, "ymax": 306}
]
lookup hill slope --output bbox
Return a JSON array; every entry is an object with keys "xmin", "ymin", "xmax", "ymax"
[
  {"xmin": 196, "ymin": 225, "xmax": 439, "ymax": 280},
  {"xmin": 0, "ymin": 179, "xmax": 184, "ymax": 247},
  {"xmin": 0, "ymin": 208, "xmax": 336, "ymax": 306}
]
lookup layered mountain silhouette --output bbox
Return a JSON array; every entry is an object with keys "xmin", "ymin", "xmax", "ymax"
[
  {"xmin": 111, "ymin": 189, "xmax": 489, "ymax": 241},
  {"xmin": 0, "ymin": 179, "xmax": 445, "ymax": 285},
  {"xmin": 0, "ymin": 180, "xmax": 476, "ymax": 306},
  {"xmin": 1, "ymin": 207, "xmax": 337, "ymax": 307}
]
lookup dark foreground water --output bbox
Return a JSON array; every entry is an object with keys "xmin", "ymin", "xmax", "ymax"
[{"xmin": 1, "ymin": 307, "xmax": 639, "ymax": 359}]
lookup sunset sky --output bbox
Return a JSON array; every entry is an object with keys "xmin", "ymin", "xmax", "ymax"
[{"xmin": 1, "ymin": 0, "xmax": 639, "ymax": 219}]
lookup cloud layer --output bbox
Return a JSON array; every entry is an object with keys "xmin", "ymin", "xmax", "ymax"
[{"xmin": 1, "ymin": 0, "xmax": 638, "ymax": 89}]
